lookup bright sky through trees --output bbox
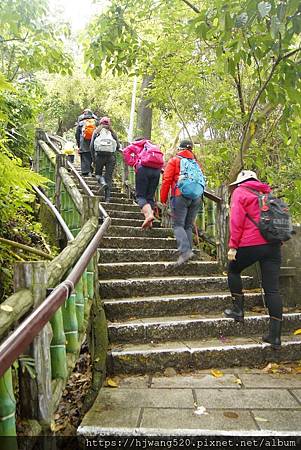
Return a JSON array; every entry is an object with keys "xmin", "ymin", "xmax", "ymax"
[{"xmin": 49, "ymin": 0, "xmax": 108, "ymax": 32}]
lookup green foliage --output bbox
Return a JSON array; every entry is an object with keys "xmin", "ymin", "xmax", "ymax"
[
  {"xmin": 38, "ymin": 69, "xmax": 131, "ymax": 140},
  {"xmin": 0, "ymin": 0, "xmax": 73, "ymax": 82},
  {"xmin": 81, "ymin": 0, "xmax": 301, "ymax": 218}
]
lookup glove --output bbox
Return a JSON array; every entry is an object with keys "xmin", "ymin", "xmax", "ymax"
[{"xmin": 228, "ymin": 248, "xmax": 237, "ymax": 261}]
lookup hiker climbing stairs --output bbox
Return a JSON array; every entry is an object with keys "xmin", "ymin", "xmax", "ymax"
[{"xmin": 73, "ymin": 173, "xmax": 301, "ymax": 375}]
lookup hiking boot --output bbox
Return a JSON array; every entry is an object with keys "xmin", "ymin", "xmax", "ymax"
[
  {"xmin": 96, "ymin": 175, "xmax": 107, "ymax": 187},
  {"xmin": 262, "ymin": 317, "xmax": 282, "ymax": 349},
  {"xmin": 224, "ymin": 294, "xmax": 244, "ymax": 322},
  {"xmin": 174, "ymin": 250, "xmax": 194, "ymax": 267},
  {"xmin": 104, "ymin": 188, "xmax": 111, "ymax": 203}
]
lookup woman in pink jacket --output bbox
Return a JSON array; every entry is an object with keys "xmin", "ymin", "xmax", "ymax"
[{"xmin": 225, "ymin": 170, "xmax": 282, "ymax": 349}]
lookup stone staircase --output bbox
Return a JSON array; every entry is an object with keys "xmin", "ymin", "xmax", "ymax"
[{"xmin": 75, "ymin": 174, "xmax": 301, "ymax": 374}]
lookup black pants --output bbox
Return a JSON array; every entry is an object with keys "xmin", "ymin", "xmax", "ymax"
[
  {"xmin": 95, "ymin": 152, "xmax": 116, "ymax": 194},
  {"xmin": 228, "ymin": 243, "xmax": 282, "ymax": 319},
  {"xmin": 135, "ymin": 166, "xmax": 161, "ymax": 209},
  {"xmin": 80, "ymin": 151, "xmax": 92, "ymax": 175}
]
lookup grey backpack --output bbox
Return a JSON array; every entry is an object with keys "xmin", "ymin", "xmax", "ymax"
[{"xmin": 94, "ymin": 128, "xmax": 117, "ymax": 153}]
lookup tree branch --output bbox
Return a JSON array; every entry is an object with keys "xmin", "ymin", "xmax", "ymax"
[
  {"xmin": 232, "ymin": 56, "xmax": 281, "ymax": 179},
  {"xmin": 282, "ymin": 46, "xmax": 301, "ymax": 60},
  {"xmin": 167, "ymin": 89, "xmax": 193, "ymax": 142},
  {"xmin": 180, "ymin": 0, "xmax": 201, "ymax": 14},
  {"xmin": 233, "ymin": 63, "xmax": 246, "ymax": 118},
  {"xmin": 246, "ymin": 35, "xmax": 262, "ymax": 86}
]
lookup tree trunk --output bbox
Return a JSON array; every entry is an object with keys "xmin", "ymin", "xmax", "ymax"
[{"xmin": 136, "ymin": 74, "xmax": 154, "ymax": 139}]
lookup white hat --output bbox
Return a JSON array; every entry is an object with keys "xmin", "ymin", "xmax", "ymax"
[{"xmin": 229, "ymin": 170, "xmax": 258, "ymax": 186}]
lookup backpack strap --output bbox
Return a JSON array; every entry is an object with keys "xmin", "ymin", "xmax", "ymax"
[{"xmin": 239, "ymin": 186, "xmax": 262, "ymax": 228}]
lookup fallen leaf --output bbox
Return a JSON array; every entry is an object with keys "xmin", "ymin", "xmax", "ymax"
[
  {"xmin": 293, "ymin": 329, "xmax": 301, "ymax": 335},
  {"xmin": 295, "ymin": 368, "xmax": 301, "ymax": 374},
  {"xmin": 211, "ymin": 369, "xmax": 224, "ymax": 378},
  {"xmin": 223, "ymin": 411, "xmax": 238, "ymax": 419},
  {"xmin": 262, "ymin": 362, "xmax": 279, "ymax": 373},
  {"xmin": 234, "ymin": 377, "xmax": 242, "ymax": 386},
  {"xmin": 0, "ymin": 305, "xmax": 13, "ymax": 312},
  {"xmin": 255, "ymin": 417, "xmax": 269, "ymax": 422},
  {"xmin": 106, "ymin": 378, "xmax": 118, "ymax": 388},
  {"xmin": 194, "ymin": 406, "xmax": 208, "ymax": 416}
]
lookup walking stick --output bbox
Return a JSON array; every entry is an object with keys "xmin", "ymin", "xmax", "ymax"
[{"xmin": 255, "ymin": 262, "xmax": 268, "ymax": 313}]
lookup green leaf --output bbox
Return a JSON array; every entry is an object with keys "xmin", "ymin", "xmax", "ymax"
[
  {"xmin": 258, "ymin": 2, "xmax": 272, "ymax": 18},
  {"xmin": 235, "ymin": 13, "xmax": 248, "ymax": 28},
  {"xmin": 271, "ymin": 16, "xmax": 281, "ymax": 39}
]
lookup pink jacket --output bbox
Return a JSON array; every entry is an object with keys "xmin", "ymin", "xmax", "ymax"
[{"xmin": 229, "ymin": 180, "xmax": 272, "ymax": 249}]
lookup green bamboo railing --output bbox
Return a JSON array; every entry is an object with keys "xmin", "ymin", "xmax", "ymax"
[{"xmin": 0, "ymin": 132, "xmax": 103, "ymax": 437}]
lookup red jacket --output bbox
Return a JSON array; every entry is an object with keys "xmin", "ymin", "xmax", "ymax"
[
  {"xmin": 229, "ymin": 180, "xmax": 272, "ymax": 249},
  {"xmin": 160, "ymin": 150, "xmax": 200, "ymax": 203}
]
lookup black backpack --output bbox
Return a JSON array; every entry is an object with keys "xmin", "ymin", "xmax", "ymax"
[{"xmin": 243, "ymin": 187, "xmax": 293, "ymax": 243}]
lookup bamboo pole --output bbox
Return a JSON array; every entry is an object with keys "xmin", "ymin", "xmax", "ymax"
[
  {"xmin": 49, "ymin": 310, "xmax": 68, "ymax": 379},
  {"xmin": 59, "ymin": 167, "xmax": 83, "ymax": 213},
  {"xmin": 0, "ymin": 369, "xmax": 16, "ymax": 437},
  {"xmin": 75, "ymin": 277, "xmax": 85, "ymax": 332},
  {"xmin": 47, "ymin": 217, "xmax": 98, "ymax": 288},
  {"xmin": 0, "ymin": 289, "xmax": 33, "ymax": 340},
  {"xmin": 62, "ymin": 293, "xmax": 79, "ymax": 354},
  {"xmin": 0, "ymin": 237, "xmax": 52, "ymax": 260}
]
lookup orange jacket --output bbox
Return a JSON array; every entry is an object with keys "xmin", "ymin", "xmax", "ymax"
[{"xmin": 160, "ymin": 149, "xmax": 201, "ymax": 203}]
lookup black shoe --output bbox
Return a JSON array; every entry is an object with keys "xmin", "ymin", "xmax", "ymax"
[
  {"xmin": 262, "ymin": 317, "xmax": 282, "ymax": 349},
  {"xmin": 224, "ymin": 294, "xmax": 244, "ymax": 322}
]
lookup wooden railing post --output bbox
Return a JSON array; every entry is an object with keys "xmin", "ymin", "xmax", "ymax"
[
  {"xmin": 14, "ymin": 261, "xmax": 52, "ymax": 426},
  {"xmin": 55, "ymin": 154, "xmax": 66, "ymax": 211},
  {"xmin": 216, "ymin": 184, "xmax": 229, "ymax": 269}
]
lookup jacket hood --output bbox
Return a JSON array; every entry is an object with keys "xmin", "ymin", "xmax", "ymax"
[
  {"xmin": 176, "ymin": 149, "xmax": 195, "ymax": 159},
  {"xmin": 237, "ymin": 179, "xmax": 271, "ymax": 193}
]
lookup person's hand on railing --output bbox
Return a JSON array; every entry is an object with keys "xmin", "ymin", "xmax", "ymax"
[{"xmin": 228, "ymin": 248, "xmax": 237, "ymax": 261}]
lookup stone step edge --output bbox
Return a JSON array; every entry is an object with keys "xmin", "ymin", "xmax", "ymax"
[
  {"xmin": 99, "ymin": 275, "xmax": 253, "ymax": 284},
  {"xmin": 109, "ymin": 225, "xmax": 172, "ymax": 231},
  {"xmin": 77, "ymin": 426, "xmax": 301, "ymax": 438},
  {"xmin": 104, "ymin": 291, "xmax": 261, "ymax": 304},
  {"xmin": 110, "ymin": 336, "xmax": 301, "ymax": 356},
  {"xmin": 108, "ymin": 312, "xmax": 301, "ymax": 329},
  {"xmin": 98, "ymin": 260, "xmax": 218, "ymax": 268},
  {"xmin": 102, "ymin": 237, "xmax": 177, "ymax": 241}
]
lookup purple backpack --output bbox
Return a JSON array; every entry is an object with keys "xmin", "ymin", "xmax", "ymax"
[{"xmin": 140, "ymin": 141, "xmax": 164, "ymax": 169}]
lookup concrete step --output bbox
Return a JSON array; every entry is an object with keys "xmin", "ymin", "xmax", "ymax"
[
  {"xmin": 110, "ymin": 218, "xmax": 161, "ymax": 227},
  {"xmin": 98, "ymin": 260, "xmax": 220, "ymax": 279},
  {"xmin": 107, "ymin": 226, "xmax": 174, "ymax": 238},
  {"xmin": 104, "ymin": 292, "xmax": 262, "ymax": 321},
  {"xmin": 108, "ymin": 313, "xmax": 301, "ymax": 345},
  {"xmin": 100, "ymin": 237, "xmax": 177, "ymax": 250},
  {"xmin": 99, "ymin": 275, "xmax": 254, "ymax": 299},
  {"xmin": 98, "ymin": 248, "xmax": 206, "ymax": 263},
  {"xmin": 100, "ymin": 202, "xmax": 140, "ymax": 212},
  {"xmin": 105, "ymin": 210, "xmax": 144, "ymax": 220},
  {"xmin": 77, "ymin": 187, "xmax": 127, "ymax": 201},
  {"xmin": 109, "ymin": 334, "xmax": 301, "ymax": 375}
]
